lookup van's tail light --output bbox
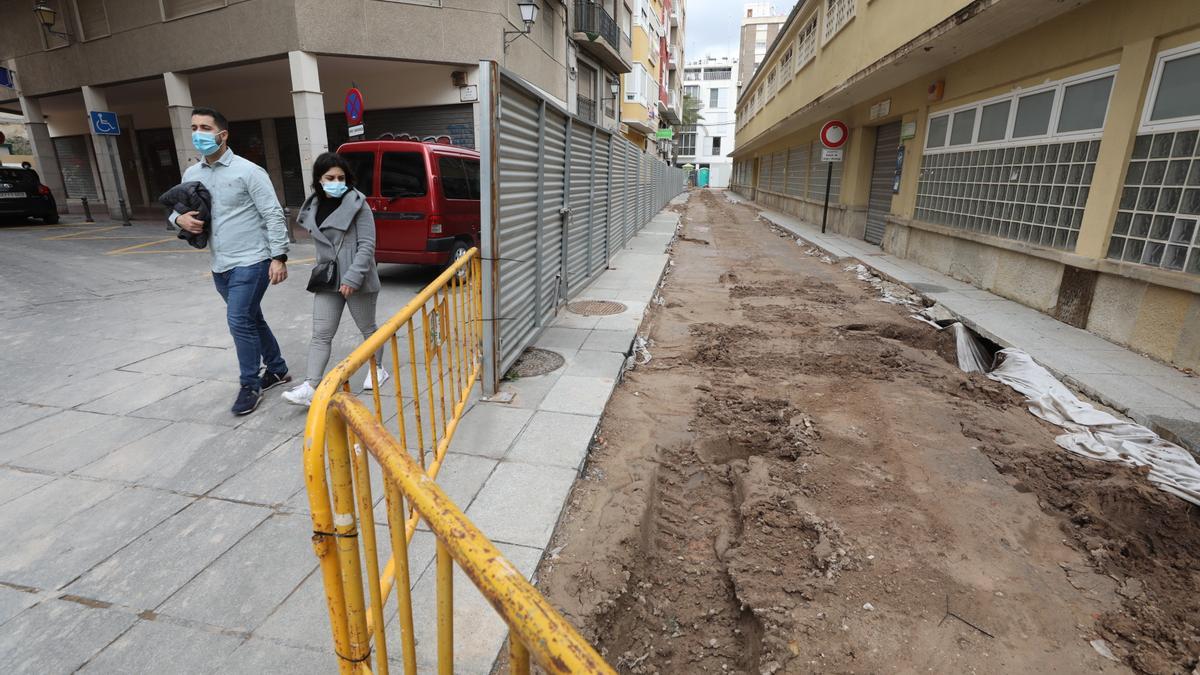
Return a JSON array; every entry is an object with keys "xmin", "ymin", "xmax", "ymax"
[
  {"xmin": 37, "ymin": 185, "xmax": 51, "ymax": 196},
  {"xmin": 429, "ymin": 215, "xmax": 443, "ymax": 235}
]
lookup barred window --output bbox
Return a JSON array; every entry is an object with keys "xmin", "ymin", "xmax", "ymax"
[
  {"xmin": 823, "ymin": 0, "xmax": 856, "ymax": 44},
  {"xmin": 796, "ymin": 15, "xmax": 819, "ymax": 69},
  {"xmin": 1107, "ymin": 130, "xmax": 1200, "ymax": 273}
]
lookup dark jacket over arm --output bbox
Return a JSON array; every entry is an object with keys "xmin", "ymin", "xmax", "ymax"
[{"xmin": 158, "ymin": 181, "xmax": 213, "ymax": 249}]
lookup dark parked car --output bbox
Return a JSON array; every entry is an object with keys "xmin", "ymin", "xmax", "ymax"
[{"xmin": 0, "ymin": 167, "xmax": 58, "ymax": 224}]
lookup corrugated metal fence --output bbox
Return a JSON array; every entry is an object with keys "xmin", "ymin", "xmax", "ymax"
[{"xmin": 479, "ymin": 61, "xmax": 686, "ymax": 393}]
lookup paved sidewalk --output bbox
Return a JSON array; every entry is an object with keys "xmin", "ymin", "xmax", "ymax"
[
  {"xmin": 724, "ymin": 192, "xmax": 1200, "ymax": 456},
  {"xmin": 0, "ymin": 195, "xmax": 684, "ymax": 674}
]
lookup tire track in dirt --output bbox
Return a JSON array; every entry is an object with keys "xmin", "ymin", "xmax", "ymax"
[{"xmin": 535, "ymin": 190, "xmax": 1195, "ymax": 674}]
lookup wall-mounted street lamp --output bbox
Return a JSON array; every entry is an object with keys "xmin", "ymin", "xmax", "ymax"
[
  {"xmin": 503, "ymin": 1, "xmax": 540, "ymax": 51},
  {"xmin": 34, "ymin": 2, "xmax": 73, "ymax": 43}
]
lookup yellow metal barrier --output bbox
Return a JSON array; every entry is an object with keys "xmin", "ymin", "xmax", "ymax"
[{"xmin": 303, "ymin": 248, "xmax": 614, "ymax": 674}]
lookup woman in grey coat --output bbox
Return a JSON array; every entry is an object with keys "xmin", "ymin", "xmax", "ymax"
[{"xmin": 283, "ymin": 152, "xmax": 386, "ymax": 407}]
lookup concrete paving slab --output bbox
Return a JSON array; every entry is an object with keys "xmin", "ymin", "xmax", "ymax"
[
  {"xmin": 562, "ymin": 348, "xmax": 627, "ymax": 378},
  {"xmin": 11, "ymin": 415, "xmax": 171, "ymax": 473},
  {"xmin": 504, "ymin": 411, "xmax": 599, "ymax": 470},
  {"xmin": 0, "ymin": 401, "xmax": 59, "ymax": 435},
  {"xmin": 499, "ymin": 372, "xmax": 562, "ymax": 410},
  {"xmin": 0, "ymin": 468, "xmax": 55, "ymax": 508},
  {"xmin": 209, "ymin": 437, "xmax": 305, "ymax": 507},
  {"xmin": 78, "ymin": 618, "xmax": 244, "ymax": 673},
  {"xmin": 538, "ymin": 375, "xmax": 616, "ymax": 415},
  {"xmin": 448, "ymin": 404, "xmax": 533, "ymax": 459},
  {"xmin": 120, "ymin": 344, "xmax": 240, "ymax": 382},
  {"xmin": 533, "ymin": 327, "xmax": 591, "ymax": 352},
  {"xmin": 21, "ymin": 369, "xmax": 154, "ymax": 409},
  {"xmin": 78, "ymin": 374, "xmax": 202, "ymax": 416},
  {"xmin": 158, "ymin": 513, "xmax": 320, "ymax": 632},
  {"xmin": 66, "ymin": 498, "xmax": 271, "ymax": 609},
  {"xmin": 210, "ymin": 637, "xmax": 338, "ymax": 674},
  {"xmin": 1068, "ymin": 373, "xmax": 1189, "ymax": 412},
  {"xmin": 410, "ymin": 541, "xmax": 544, "ymax": 674},
  {"xmin": 0, "ymin": 599, "xmax": 138, "ymax": 673},
  {"xmin": 581, "ymin": 328, "xmax": 636, "ymax": 354},
  {"xmin": 465, "ymin": 461, "xmax": 577, "ymax": 549},
  {"xmin": 129, "ymin": 378, "xmax": 262, "ymax": 427},
  {"xmin": 80, "ymin": 422, "xmax": 290, "ymax": 495},
  {"xmin": 0, "ymin": 486, "xmax": 191, "ymax": 591},
  {"xmin": 0, "ymin": 476, "xmax": 124, "ymax": 542},
  {"xmin": 0, "ymin": 586, "xmax": 41, "ymax": 626}
]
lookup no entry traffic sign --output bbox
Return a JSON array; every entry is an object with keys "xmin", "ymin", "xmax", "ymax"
[{"xmin": 820, "ymin": 120, "xmax": 848, "ymax": 149}]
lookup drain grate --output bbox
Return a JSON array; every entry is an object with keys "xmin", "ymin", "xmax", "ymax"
[
  {"xmin": 567, "ymin": 300, "xmax": 627, "ymax": 316},
  {"xmin": 506, "ymin": 348, "xmax": 565, "ymax": 379}
]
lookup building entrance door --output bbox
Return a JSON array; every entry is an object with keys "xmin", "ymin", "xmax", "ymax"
[{"xmin": 865, "ymin": 121, "xmax": 901, "ymax": 245}]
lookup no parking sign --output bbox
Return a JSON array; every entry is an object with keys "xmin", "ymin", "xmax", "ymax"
[{"xmin": 345, "ymin": 87, "xmax": 365, "ymax": 138}]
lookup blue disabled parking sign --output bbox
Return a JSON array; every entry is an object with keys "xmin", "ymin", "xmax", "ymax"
[{"xmin": 89, "ymin": 111, "xmax": 121, "ymax": 135}]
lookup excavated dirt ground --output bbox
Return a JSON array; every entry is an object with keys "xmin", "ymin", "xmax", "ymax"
[{"xmin": 535, "ymin": 190, "xmax": 1200, "ymax": 674}]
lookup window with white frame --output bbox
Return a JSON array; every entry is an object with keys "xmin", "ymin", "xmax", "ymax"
[
  {"xmin": 162, "ymin": 0, "xmax": 226, "ymax": 21},
  {"xmin": 624, "ymin": 64, "xmax": 650, "ymax": 104},
  {"xmin": 766, "ymin": 67, "xmax": 777, "ymax": 97},
  {"xmin": 924, "ymin": 67, "xmax": 1117, "ymax": 152},
  {"xmin": 916, "ymin": 67, "xmax": 1117, "ymax": 251},
  {"xmin": 823, "ymin": 0, "xmax": 855, "ymax": 44},
  {"xmin": 780, "ymin": 46, "xmax": 794, "ymax": 80},
  {"xmin": 796, "ymin": 15, "xmax": 818, "ymax": 70},
  {"xmin": 684, "ymin": 85, "xmax": 700, "ymax": 98},
  {"xmin": 712, "ymin": 137, "xmax": 723, "ymax": 156},
  {"xmin": 1108, "ymin": 42, "xmax": 1200, "ymax": 273},
  {"xmin": 74, "ymin": 0, "xmax": 111, "ymax": 41},
  {"xmin": 1142, "ymin": 42, "xmax": 1200, "ymax": 132}
]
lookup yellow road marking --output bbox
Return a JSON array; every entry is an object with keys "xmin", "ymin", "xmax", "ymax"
[
  {"xmin": 43, "ymin": 225, "xmax": 124, "ymax": 240},
  {"xmin": 106, "ymin": 237, "xmax": 182, "ymax": 255},
  {"xmin": 118, "ymin": 249, "xmax": 205, "ymax": 255},
  {"xmin": 290, "ymin": 257, "xmax": 316, "ymax": 265}
]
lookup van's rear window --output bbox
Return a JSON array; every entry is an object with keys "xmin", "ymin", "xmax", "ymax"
[
  {"xmin": 0, "ymin": 169, "xmax": 37, "ymax": 188},
  {"xmin": 340, "ymin": 153, "xmax": 375, "ymax": 194},
  {"xmin": 380, "ymin": 152, "xmax": 427, "ymax": 198}
]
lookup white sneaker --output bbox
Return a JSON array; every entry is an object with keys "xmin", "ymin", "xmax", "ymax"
[
  {"xmin": 363, "ymin": 367, "xmax": 390, "ymax": 391},
  {"xmin": 282, "ymin": 381, "xmax": 315, "ymax": 407}
]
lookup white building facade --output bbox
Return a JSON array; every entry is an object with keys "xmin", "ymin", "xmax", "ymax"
[{"xmin": 678, "ymin": 57, "xmax": 738, "ymax": 188}]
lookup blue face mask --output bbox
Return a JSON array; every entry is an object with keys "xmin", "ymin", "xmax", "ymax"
[
  {"xmin": 322, "ymin": 181, "xmax": 349, "ymax": 198},
  {"xmin": 192, "ymin": 131, "xmax": 222, "ymax": 156}
]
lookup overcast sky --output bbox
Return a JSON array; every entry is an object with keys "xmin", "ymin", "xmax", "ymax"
[{"xmin": 685, "ymin": 1, "xmax": 799, "ymax": 62}]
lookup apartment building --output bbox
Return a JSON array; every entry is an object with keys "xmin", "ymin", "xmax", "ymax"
[
  {"xmin": 737, "ymin": 3, "xmax": 786, "ymax": 93},
  {"xmin": 0, "ymin": 0, "xmax": 631, "ymax": 216},
  {"xmin": 621, "ymin": 0, "xmax": 684, "ymax": 158},
  {"xmin": 678, "ymin": 57, "xmax": 738, "ymax": 188},
  {"xmin": 731, "ymin": 0, "xmax": 1200, "ymax": 372}
]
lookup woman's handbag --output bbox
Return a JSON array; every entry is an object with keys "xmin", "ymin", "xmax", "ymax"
[{"xmin": 307, "ymin": 229, "xmax": 347, "ymax": 293}]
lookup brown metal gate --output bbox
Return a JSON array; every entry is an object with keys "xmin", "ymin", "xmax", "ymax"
[{"xmin": 865, "ymin": 122, "xmax": 902, "ymax": 245}]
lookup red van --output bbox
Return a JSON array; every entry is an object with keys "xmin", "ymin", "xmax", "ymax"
[{"xmin": 336, "ymin": 140, "xmax": 481, "ymax": 269}]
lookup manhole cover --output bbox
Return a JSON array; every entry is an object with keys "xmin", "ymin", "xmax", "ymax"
[
  {"xmin": 506, "ymin": 348, "xmax": 565, "ymax": 379},
  {"xmin": 567, "ymin": 300, "xmax": 627, "ymax": 316}
]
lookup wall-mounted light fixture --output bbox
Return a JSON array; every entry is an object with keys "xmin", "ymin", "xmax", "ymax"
[
  {"xmin": 34, "ymin": 2, "xmax": 73, "ymax": 43},
  {"xmin": 503, "ymin": 1, "xmax": 540, "ymax": 51}
]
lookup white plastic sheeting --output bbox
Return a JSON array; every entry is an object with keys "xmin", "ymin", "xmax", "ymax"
[{"xmin": 988, "ymin": 349, "xmax": 1200, "ymax": 507}]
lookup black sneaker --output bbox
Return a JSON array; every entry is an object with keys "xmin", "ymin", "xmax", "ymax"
[
  {"xmin": 232, "ymin": 385, "xmax": 264, "ymax": 416},
  {"xmin": 260, "ymin": 370, "xmax": 293, "ymax": 391}
]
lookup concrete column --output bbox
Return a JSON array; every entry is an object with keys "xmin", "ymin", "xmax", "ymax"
[
  {"xmin": 893, "ymin": 107, "xmax": 928, "ymax": 220},
  {"xmin": 1076, "ymin": 38, "xmax": 1158, "ymax": 260},
  {"xmin": 164, "ymin": 72, "xmax": 200, "ymax": 173},
  {"xmin": 15, "ymin": 96, "xmax": 68, "ymax": 210},
  {"xmin": 288, "ymin": 51, "xmax": 329, "ymax": 199},
  {"xmin": 81, "ymin": 85, "xmax": 131, "ymax": 213},
  {"xmin": 260, "ymin": 118, "xmax": 287, "ymax": 203}
]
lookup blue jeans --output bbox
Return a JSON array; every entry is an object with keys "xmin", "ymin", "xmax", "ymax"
[{"xmin": 212, "ymin": 260, "xmax": 287, "ymax": 389}]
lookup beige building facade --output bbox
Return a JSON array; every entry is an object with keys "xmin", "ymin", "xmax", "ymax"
[
  {"xmin": 732, "ymin": 0, "xmax": 1200, "ymax": 372},
  {"xmin": 0, "ymin": 0, "xmax": 629, "ymax": 216}
]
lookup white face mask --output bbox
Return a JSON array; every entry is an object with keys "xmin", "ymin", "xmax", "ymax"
[{"xmin": 322, "ymin": 181, "xmax": 348, "ymax": 198}]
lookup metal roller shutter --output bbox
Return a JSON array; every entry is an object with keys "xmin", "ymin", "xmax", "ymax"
[
  {"xmin": 591, "ymin": 130, "xmax": 611, "ymax": 274},
  {"xmin": 325, "ymin": 105, "xmax": 476, "ymax": 151},
  {"xmin": 541, "ymin": 106, "xmax": 569, "ymax": 325},
  {"xmin": 866, "ymin": 122, "xmax": 902, "ymax": 245},
  {"xmin": 52, "ymin": 136, "xmax": 99, "ymax": 200},
  {"xmin": 567, "ymin": 122, "xmax": 591, "ymax": 293}
]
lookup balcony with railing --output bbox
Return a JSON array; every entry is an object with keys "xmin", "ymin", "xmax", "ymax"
[
  {"xmin": 577, "ymin": 95, "xmax": 597, "ymax": 123},
  {"xmin": 573, "ymin": 1, "xmax": 633, "ymax": 74}
]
